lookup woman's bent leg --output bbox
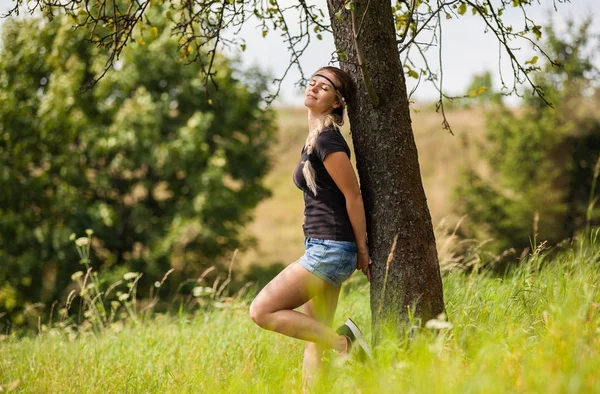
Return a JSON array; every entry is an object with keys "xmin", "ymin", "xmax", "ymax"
[{"xmin": 249, "ymin": 261, "xmax": 346, "ymax": 351}]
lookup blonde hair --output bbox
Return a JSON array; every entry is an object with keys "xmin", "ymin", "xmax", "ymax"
[{"xmin": 302, "ymin": 113, "xmax": 344, "ymax": 195}]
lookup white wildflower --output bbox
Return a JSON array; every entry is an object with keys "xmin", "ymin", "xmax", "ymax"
[
  {"xmin": 192, "ymin": 286, "xmax": 214, "ymax": 297},
  {"xmin": 123, "ymin": 272, "xmax": 139, "ymax": 281},
  {"xmin": 71, "ymin": 271, "xmax": 84, "ymax": 281},
  {"xmin": 75, "ymin": 237, "xmax": 89, "ymax": 247},
  {"xmin": 425, "ymin": 319, "xmax": 453, "ymax": 330}
]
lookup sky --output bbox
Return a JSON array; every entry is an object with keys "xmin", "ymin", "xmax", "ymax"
[{"xmin": 1, "ymin": 0, "xmax": 598, "ymax": 106}]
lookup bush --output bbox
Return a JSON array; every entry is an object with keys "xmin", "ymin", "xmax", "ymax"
[{"xmin": 0, "ymin": 9, "xmax": 276, "ymax": 328}]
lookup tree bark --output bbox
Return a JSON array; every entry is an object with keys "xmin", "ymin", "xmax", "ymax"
[{"xmin": 327, "ymin": 0, "xmax": 445, "ymax": 344}]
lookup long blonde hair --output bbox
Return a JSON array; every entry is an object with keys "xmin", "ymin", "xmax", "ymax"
[{"xmin": 302, "ymin": 114, "xmax": 343, "ymax": 196}]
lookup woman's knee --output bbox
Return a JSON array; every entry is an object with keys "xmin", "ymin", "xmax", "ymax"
[{"xmin": 249, "ymin": 299, "xmax": 270, "ymax": 328}]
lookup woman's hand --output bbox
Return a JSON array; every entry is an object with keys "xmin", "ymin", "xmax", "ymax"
[{"xmin": 357, "ymin": 249, "xmax": 372, "ymax": 281}]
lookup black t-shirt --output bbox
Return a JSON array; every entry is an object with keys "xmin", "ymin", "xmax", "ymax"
[{"xmin": 293, "ymin": 127, "xmax": 355, "ymax": 242}]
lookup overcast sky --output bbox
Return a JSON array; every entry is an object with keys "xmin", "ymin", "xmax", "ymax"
[{"xmin": 1, "ymin": 0, "xmax": 598, "ymax": 106}]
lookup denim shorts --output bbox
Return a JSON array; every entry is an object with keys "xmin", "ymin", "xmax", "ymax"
[{"xmin": 297, "ymin": 237, "xmax": 357, "ymax": 286}]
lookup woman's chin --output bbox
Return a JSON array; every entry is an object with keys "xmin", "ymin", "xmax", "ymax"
[{"xmin": 306, "ymin": 98, "xmax": 325, "ymax": 110}]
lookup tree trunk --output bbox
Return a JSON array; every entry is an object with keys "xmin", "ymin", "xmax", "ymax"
[{"xmin": 327, "ymin": 0, "xmax": 445, "ymax": 344}]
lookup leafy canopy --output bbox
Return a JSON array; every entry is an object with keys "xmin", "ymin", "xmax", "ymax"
[{"xmin": 0, "ymin": 8, "xmax": 276, "ymax": 326}]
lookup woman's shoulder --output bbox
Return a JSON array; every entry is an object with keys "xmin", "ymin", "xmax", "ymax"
[
  {"xmin": 321, "ymin": 125, "xmax": 341, "ymax": 134},
  {"xmin": 314, "ymin": 126, "xmax": 351, "ymax": 158},
  {"xmin": 317, "ymin": 126, "xmax": 345, "ymax": 141}
]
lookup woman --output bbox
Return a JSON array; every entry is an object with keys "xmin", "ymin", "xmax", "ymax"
[{"xmin": 249, "ymin": 66, "xmax": 372, "ymax": 387}]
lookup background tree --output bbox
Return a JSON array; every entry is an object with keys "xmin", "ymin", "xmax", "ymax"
[
  {"xmin": 0, "ymin": 10, "xmax": 275, "ymax": 328},
  {"xmin": 459, "ymin": 71, "xmax": 503, "ymax": 108},
  {"xmin": 1, "ymin": 0, "xmax": 573, "ymax": 341},
  {"xmin": 455, "ymin": 19, "xmax": 600, "ymax": 259}
]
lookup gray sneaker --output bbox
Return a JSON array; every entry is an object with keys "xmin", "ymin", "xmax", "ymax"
[{"xmin": 336, "ymin": 318, "xmax": 372, "ymax": 360}]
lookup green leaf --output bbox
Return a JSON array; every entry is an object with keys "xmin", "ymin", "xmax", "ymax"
[
  {"xmin": 335, "ymin": 9, "xmax": 343, "ymax": 21},
  {"xmin": 458, "ymin": 3, "xmax": 467, "ymax": 15},
  {"xmin": 262, "ymin": 30, "xmax": 268, "ymax": 38},
  {"xmin": 532, "ymin": 25, "xmax": 542, "ymax": 40},
  {"xmin": 316, "ymin": 34, "xmax": 322, "ymax": 41},
  {"xmin": 525, "ymin": 56, "xmax": 539, "ymax": 65},
  {"xmin": 337, "ymin": 50, "xmax": 348, "ymax": 61},
  {"xmin": 344, "ymin": 1, "xmax": 355, "ymax": 11},
  {"xmin": 405, "ymin": 67, "xmax": 418, "ymax": 79}
]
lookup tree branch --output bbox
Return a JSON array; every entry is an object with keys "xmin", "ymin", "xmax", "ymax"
[
  {"xmin": 398, "ymin": 0, "xmax": 460, "ymax": 54},
  {"xmin": 355, "ymin": 0, "xmax": 372, "ymax": 41},
  {"xmin": 349, "ymin": 1, "xmax": 379, "ymax": 106},
  {"xmin": 434, "ymin": 1, "xmax": 452, "ymax": 134},
  {"xmin": 397, "ymin": 0, "xmax": 416, "ymax": 45}
]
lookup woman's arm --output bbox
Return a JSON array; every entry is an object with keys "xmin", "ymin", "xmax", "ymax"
[{"xmin": 323, "ymin": 152, "xmax": 372, "ymax": 280}]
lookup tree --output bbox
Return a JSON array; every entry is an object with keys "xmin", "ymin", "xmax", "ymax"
[
  {"xmin": 0, "ymin": 12, "xmax": 275, "ymax": 328},
  {"xmin": 2, "ymin": 0, "xmax": 570, "ymax": 341},
  {"xmin": 460, "ymin": 71, "xmax": 503, "ymax": 108},
  {"xmin": 455, "ymin": 19, "xmax": 600, "ymax": 258}
]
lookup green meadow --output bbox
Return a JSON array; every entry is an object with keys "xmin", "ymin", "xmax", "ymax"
[{"xmin": 1, "ymin": 234, "xmax": 599, "ymax": 393}]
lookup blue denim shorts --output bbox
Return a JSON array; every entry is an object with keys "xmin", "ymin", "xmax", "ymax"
[{"xmin": 297, "ymin": 237, "xmax": 357, "ymax": 286}]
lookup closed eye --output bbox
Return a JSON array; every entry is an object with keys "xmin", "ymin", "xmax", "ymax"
[{"xmin": 309, "ymin": 79, "xmax": 332, "ymax": 91}]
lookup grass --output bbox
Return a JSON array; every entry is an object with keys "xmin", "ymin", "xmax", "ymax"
[{"xmin": 1, "ymin": 238, "xmax": 599, "ymax": 393}]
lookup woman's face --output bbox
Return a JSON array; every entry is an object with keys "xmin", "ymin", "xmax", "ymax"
[{"xmin": 304, "ymin": 70, "xmax": 341, "ymax": 114}]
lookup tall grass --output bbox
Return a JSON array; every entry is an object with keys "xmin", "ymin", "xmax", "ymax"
[{"xmin": 1, "ymin": 233, "xmax": 598, "ymax": 393}]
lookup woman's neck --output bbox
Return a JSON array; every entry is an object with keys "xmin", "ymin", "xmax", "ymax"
[{"xmin": 307, "ymin": 111, "xmax": 328, "ymax": 133}]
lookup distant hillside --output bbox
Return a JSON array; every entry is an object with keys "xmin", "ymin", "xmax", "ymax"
[{"xmin": 236, "ymin": 105, "xmax": 488, "ymax": 271}]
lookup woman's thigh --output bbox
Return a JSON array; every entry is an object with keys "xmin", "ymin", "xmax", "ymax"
[
  {"xmin": 301, "ymin": 283, "xmax": 341, "ymax": 326},
  {"xmin": 251, "ymin": 261, "xmax": 339, "ymax": 315}
]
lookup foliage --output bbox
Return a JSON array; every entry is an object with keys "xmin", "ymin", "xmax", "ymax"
[
  {"xmin": 0, "ymin": 10, "xmax": 276, "ymax": 328},
  {"xmin": 2, "ymin": 0, "xmax": 571, "ymax": 108},
  {"xmin": 1, "ymin": 236, "xmax": 600, "ymax": 392},
  {"xmin": 461, "ymin": 71, "xmax": 504, "ymax": 108},
  {"xmin": 455, "ymin": 19, "xmax": 600, "ymax": 257}
]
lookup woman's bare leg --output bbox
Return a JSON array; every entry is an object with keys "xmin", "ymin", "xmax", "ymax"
[
  {"xmin": 301, "ymin": 284, "xmax": 341, "ymax": 392},
  {"xmin": 249, "ymin": 261, "xmax": 346, "ymax": 351}
]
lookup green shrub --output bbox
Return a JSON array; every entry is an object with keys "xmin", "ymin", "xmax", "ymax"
[
  {"xmin": 455, "ymin": 19, "xmax": 600, "ymax": 260},
  {"xmin": 0, "ymin": 9, "xmax": 276, "ymax": 328}
]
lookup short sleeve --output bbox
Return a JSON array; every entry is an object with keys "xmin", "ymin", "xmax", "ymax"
[{"xmin": 313, "ymin": 129, "xmax": 351, "ymax": 162}]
